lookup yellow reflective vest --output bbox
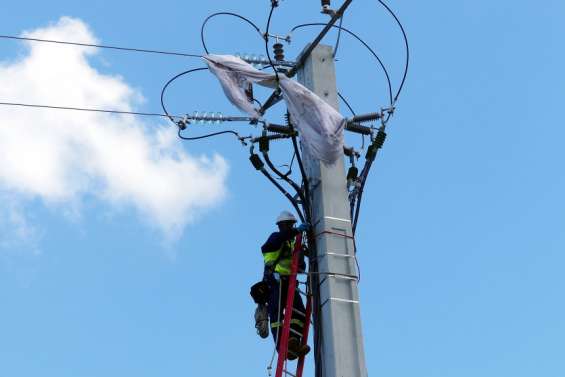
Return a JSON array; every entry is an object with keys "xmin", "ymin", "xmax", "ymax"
[{"xmin": 261, "ymin": 231, "xmax": 297, "ymax": 275}]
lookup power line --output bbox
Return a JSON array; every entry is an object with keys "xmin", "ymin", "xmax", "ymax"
[
  {"xmin": 377, "ymin": 0, "xmax": 410, "ymax": 102},
  {"xmin": 0, "ymin": 101, "xmax": 184, "ymax": 119},
  {"xmin": 200, "ymin": 12, "xmax": 263, "ymax": 55},
  {"xmin": 333, "ymin": 13, "xmax": 344, "ymax": 58},
  {"xmin": 264, "ymin": 3, "xmax": 281, "ymax": 82},
  {"xmin": 291, "ymin": 23, "xmax": 393, "ymax": 107},
  {"xmin": 0, "ymin": 35, "xmax": 202, "ymax": 58},
  {"xmin": 160, "ymin": 67, "xmax": 210, "ymax": 125}
]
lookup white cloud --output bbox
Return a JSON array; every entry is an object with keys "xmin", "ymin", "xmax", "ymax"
[{"xmin": 0, "ymin": 17, "xmax": 228, "ymax": 243}]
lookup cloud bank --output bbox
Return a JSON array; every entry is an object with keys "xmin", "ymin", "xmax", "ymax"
[{"xmin": 0, "ymin": 17, "xmax": 228, "ymax": 244}]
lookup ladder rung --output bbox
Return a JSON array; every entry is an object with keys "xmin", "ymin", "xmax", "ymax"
[
  {"xmin": 292, "ymin": 307, "xmax": 305, "ymax": 316},
  {"xmin": 321, "ymin": 296, "xmax": 359, "ymax": 307},
  {"xmin": 283, "ymin": 370, "xmax": 297, "ymax": 377}
]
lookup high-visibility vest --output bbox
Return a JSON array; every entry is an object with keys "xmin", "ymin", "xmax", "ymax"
[{"xmin": 263, "ymin": 237, "xmax": 295, "ymax": 275}]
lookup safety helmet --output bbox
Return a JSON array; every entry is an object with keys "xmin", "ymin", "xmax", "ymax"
[{"xmin": 276, "ymin": 210, "xmax": 297, "ymax": 224}]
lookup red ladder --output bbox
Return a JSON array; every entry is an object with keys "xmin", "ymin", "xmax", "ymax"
[{"xmin": 275, "ymin": 233, "xmax": 313, "ymax": 377}]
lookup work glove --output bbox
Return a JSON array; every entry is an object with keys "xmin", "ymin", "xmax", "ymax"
[{"xmin": 297, "ymin": 223, "xmax": 310, "ymax": 232}]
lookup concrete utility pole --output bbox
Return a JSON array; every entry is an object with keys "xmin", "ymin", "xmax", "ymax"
[{"xmin": 297, "ymin": 44, "xmax": 368, "ymax": 377}]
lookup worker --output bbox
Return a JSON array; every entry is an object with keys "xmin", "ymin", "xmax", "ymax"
[{"xmin": 261, "ymin": 210, "xmax": 311, "ymax": 360}]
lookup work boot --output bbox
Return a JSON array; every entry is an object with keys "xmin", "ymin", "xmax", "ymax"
[
  {"xmin": 287, "ymin": 350, "xmax": 299, "ymax": 361},
  {"xmin": 298, "ymin": 343, "xmax": 311, "ymax": 357},
  {"xmin": 287, "ymin": 337, "xmax": 300, "ymax": 360},
  {"xmin": 254, "ymin": 304, "xmax": 269, "ymax": 339}
]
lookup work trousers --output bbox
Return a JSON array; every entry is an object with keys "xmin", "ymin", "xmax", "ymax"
[{"xmin": 266, "ymin": 274, "xmax": 306, "ymax": 350}]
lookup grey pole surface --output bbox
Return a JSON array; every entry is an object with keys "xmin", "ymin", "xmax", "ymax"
[{"xmin": 297, "ymin": 44, "xmax": 368, "ymax": 377}]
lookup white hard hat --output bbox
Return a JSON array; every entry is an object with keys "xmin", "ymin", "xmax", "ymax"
[{"xmin": 276, "ymin": 210, "xmax": 297, "ymax": 224}]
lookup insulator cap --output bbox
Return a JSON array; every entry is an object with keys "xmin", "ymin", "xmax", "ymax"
[
  {"xmin": 259, "ymin": 136, "xmax": 270, "ymax": 152},
  {"xmin": 250, "ymin": 154, "xmax": 264, "ymax": 170},
  {"xmin": 347, "ymin": 166, "xmax": 359, "ymax": 181},
  {"xmin": 273, "ymin": 43, "xmax": 285, "ymax": 62},
  {"xmin": 177, "ymin": 120, "xmax": 187, "ymax": 130}
]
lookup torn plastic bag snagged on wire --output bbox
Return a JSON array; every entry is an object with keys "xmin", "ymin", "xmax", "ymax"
[{"xmin": 203, "ymin": 54, "xmax": 346, "ymax": 164}]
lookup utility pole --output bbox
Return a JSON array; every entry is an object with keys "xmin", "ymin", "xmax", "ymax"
[
  {"xmin": 298, "ymin": 44, "xmax": 368, "ymax": 377},
  {"xmin": 165, "ymin": 3, "xmax": 407, "ymax": 376}
]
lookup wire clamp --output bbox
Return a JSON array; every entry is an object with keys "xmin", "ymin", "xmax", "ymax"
[{"xmin": 177, "ymin": 115, "xmax": 189, "ymax": 130}]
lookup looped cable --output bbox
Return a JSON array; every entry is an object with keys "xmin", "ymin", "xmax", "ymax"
[{"xmin": 201, "ymin": 12, "xmax": 263, "ymax": 54}]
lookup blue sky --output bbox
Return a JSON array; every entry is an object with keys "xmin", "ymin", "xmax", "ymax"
[{"xmin": 1, "ymin": 1, "xmax": 564, "ymax": 376}]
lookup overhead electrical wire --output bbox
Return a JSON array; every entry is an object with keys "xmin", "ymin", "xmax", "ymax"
[
  {"xmin": 0, "ymin": 101, "xmax": 184, "ymax": 119},
  {"xmin": 178, "ymin": 128, "xmax": 245, "ymax": 142},
  {"xmin": 264, "ymin": 3, "xmax": 280, "ymax": 82},
  {"xmin": 338, "ymin": 91, "xmax": 366, "ymax": 150},
  {"xmin": 349, "ymin": 1, "xmax": 409, "ymax": 232},
  {"xmin": 0, "ymin": 34, "xmax": 202, "ymax": 58},
  {"xmin": 332, "ymin": 14, "xmax": 344, "ymax": 59},
  {"xmin": 200, "ymin": 12, "xmax": 263, "ymax": 55},
  {"xmin": 290, "ymin": 23, "xmax": 393, "ymax": 107},
  {"xmin": 337, "ymin": 92, "xmax": 356, "ymax": 116},
  {"xmin": 160, "ymin": 67, "xmax": 209, "ymax": 125},
  {"xmin": 262, "ymin": 150, "xmax": 305, "ymax": 206},
  {"xmin": 160, "ymin": 66, "xmax": 250, "ymax": 143},
  {"xmin": 377, "ymin": 0, "xmax": 410, "ymax": 102},
  {"xmin": 353, "ymin": 154, "xmax": 375, "ymax": 233}
]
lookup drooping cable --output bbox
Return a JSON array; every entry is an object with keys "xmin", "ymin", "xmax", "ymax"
[
  {"xmin": 337, "ymin": 92, "xmax": 356, "ymax": 116},
  {"xmin": 0, "ymin": 35, "xmax": 202, "ymax": 58},
  {"xmin": 200, "ymin": 12, "xmax": 263, "ymax": 54},
  {"xmin": 263, "ymin": 150, "xmax": 306, "ymax": 208},
  {"xmin": 160, "ymin": 67, "xmax": 249, "ymax": 143},
  {"xmin": 178, "ymin": 128, "xmax": 245, "ymax": 142},
  {"xmin": 377, "ymin": 0, "xmax": 409, "ymax": 102},
  {"xmin": 288, "ymin": 120, "xmax": 311, "ymax": 225},
  {"xmin": 282, "ymin": 151, "xmax": 296, "ymax": 177},
  {"xmin": 352, "ymin": 160, "xmax": 372, "ymax": 234},
  {"xmin": 264, "ymin": 4, "xmax": 281, "ymax": 83},
  {"xmin": 332, "ymin": 14, "xmax": 344, "ymax": 59},
  {"xmin": 250, "ymin": 145, "xmax": 305, "ymax": 222},
  {"xmin": 257, "ymin": 0, "xmax": 353, "ymax": 118},
  {"xmin": 160, "ymin": 67, "xmax": 209, "ymax": 125},
  {"xmin": 352, "ymin": 126, "xmax": 387, "ymax": 233},
  {"xmin": 338, "ymin": 91, "xmax": 366, "ymax": 151},
  {"xmin": 290, "ymin": 23, "xmax": 393, "ymax": 106}
]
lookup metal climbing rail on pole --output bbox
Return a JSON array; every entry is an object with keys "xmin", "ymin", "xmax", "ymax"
[{"xmin": 275, "ymin": 233, "xmax": 312, "ymax": 377}]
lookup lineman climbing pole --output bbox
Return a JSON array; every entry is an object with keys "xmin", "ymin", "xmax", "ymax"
[{"xmin": 160, "ymin": 1, "xmax": 409, "ymax": 376}]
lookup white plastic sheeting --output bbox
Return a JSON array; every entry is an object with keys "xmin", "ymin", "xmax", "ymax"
[{"xmin": 204, "ymin": 54, "xmax": 345, "ymax": 164}]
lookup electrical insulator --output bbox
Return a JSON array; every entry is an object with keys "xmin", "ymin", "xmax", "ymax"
[
  {"xmin": 347, "ymin": 166, "xmax": 358, "ymax": 181},
  {"xmin": 177, "ymin": 120, "xmax": 187, "ymax": 131},
  {"xmin": 234, "ymin": 52, "xmax": 268, "ymax": 68},
  {"xmin": 365, "ymin": 144, "xmax": 377, "ymax": 162},
  {"xmin": 374, "ymin": 129, "xmax": 387, "ymax": 149},
  {"xmin": 259, "ymin": 136, "xmax": 269, "ymax": 152},
  {"xmin": 191, "ymin": 111, "xmax": 224, "ymax": 125},
  {"xmin": 250, "ymin": 154, "xmax": 264, "ymax": 170},
  {"xmin": 273, "ymin": 43, "xmax": 285, "ymax": 62},
  {"xmin": 284, "ymin": 112, "xmax": 292, "ymax": 127}
]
